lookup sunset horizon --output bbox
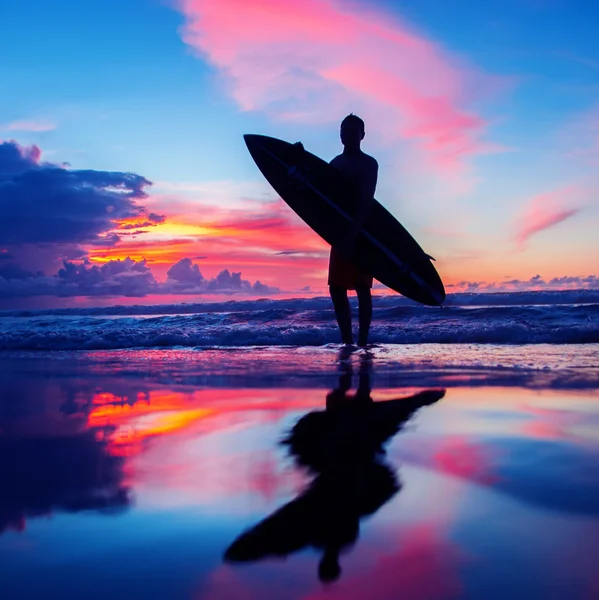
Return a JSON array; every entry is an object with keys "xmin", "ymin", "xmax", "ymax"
[{"xmin": 2, "ymin": 0, "xmax": 597, "ymax": 309}]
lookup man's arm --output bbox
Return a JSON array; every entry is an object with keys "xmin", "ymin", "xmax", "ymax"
[{"xmin": 355, "ymin": 158, "xmax": 378, "ymax": 225}]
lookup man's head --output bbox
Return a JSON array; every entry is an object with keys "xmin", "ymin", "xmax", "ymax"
[
  {"xmin": 340, "ymin": 113, "xmax": 365, "ymax": 149},
  {"xmin": 318, "ymin": 549, "xmax": 342, "ymax": 582}
]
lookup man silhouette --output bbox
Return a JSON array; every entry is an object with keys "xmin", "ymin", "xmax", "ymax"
[
  {"xmin": 223, "ymin": 359, "xmax": 445, "ymax": 583},
  {"xmin": 329, "ymin": 114, "xmax": 379, "ymax": 347}
]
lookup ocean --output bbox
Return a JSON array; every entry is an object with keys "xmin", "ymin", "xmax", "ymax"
[
  {"xmin": 0, "ymin": 290, "xmax": 598, "ymax": 599},
  {"xmin": 2, "ymin": 290, "xmax": 598, "ymax": 350}
]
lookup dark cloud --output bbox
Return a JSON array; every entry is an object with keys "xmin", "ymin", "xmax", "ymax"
[
  {"xmin": 56, "ymin": 258, "xmax": 157, "ymax": 297},
  {"xmin": 88, "ymin": 233, "xmax": 122, "ymax": 247},
  {"xmin": 205, "ymin": 269, "xmax": 279, "ymax": 294},
  {"xmin": 0, "ymin": 257, "xmax": 279, "ymax": 298},
  {"xmin": 0, "ymin": 141, "xmax": 151, "ymax": 245},
  {"xmin": 451, "ymin": 274, "xmax": 599, "ymax": 292},
  {"xmin": 276, "ymin": 249, "xmax": 327, "ymax": 258},
  {"xmin": 252, "ymin": 280, "xmax": 277, "ymax": 294},
  {"xmin": 204, "ymin": 268, "xmax": 278, "ymax": 294},
  {"xmin": 118, "ymin": 230, "xmax": 149, "ymax": 236},
  {"xmin": 167, "ymin": 257, "xmax": 205, "ymax": 285},
  {"xmin": 167, "ymin": 259, "xmax": 279, "ymax": 295},
  {"xmin": 450, "ymin": 280, "xmax": 482, "ymax": 291},
  {"xmin": 0, "ymin": 140, "xmax": 155, "ymax": 274},
  {"xmin": 208, "ymin": 268, "xmax": 246, "ymax": 291},
  {"xmin": 0, "ymin": 263, "xmax": 43, "ymax": 280},
  {"xmin": 547, "ymin": 275, "xmax": 599, "ymax": 287},
  {"xmin": 0, "ymin": 258, "xmax": 156, "ymax": 298},
  {"xmin": 117, "ymin": 221, "xmax": 157, "ymax": 230},
  {"xmin": 0, "ymin": 141, "xmax": 41, "ymax": 174}
]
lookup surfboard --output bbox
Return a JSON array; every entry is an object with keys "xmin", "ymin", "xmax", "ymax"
[{"xmin": 244, "ymin": 134, "xmax": 445, "ymax": 306}]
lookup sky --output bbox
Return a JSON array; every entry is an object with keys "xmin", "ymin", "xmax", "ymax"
[{"xmin": 0, "ymin": 0, "xmax": 598, "ymax": 307}]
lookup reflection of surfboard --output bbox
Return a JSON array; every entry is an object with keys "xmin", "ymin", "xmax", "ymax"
[
  {"xmin": 244, "ymin": 134, "xmax": 445, "ymax": 306},
  {"xmin": 224, "ymin": 389, "xmax": 445, "ymax": 564}
]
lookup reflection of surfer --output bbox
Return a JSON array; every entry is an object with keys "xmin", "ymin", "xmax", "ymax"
[
  {"xmin": 329, "ymin": 114, "xmax": 379, "ymax": 347},
  {"xmin": 224, "ymin": 361, "xmax": 445, "ymax": 582}
]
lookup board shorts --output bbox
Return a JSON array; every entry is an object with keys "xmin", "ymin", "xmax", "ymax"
[{"xmin": 328, "ymin": 246, "xmax": 373, "ymax": 290}]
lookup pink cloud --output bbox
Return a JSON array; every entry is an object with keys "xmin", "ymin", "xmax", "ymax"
[
  {"xmin": 178, "ymin": 0, "xmax": 504, "ymax": 179},
  {"xmin": 514, "ymin": 186, "xmax": 583, "ymax": 246},
  {"xmin": 1, "ymin": 120, "xmax": 56, "ymax": 133}
]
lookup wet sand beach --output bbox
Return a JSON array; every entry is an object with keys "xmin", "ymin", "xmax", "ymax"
[{"xmin": 1, "ymin": 346, "xmax": 598, "ymax": 599}]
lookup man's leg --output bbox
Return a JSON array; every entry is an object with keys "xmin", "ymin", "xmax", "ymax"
[
  {"xmin": 356, "ymin": 285, "xmax": 372, "ymax": 347},
  {"xmin": 329, "ymin": 285, "xmax": 353, "ymax": 344}
]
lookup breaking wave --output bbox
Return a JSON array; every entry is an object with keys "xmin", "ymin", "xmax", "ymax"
[{"xmin": 0, "ymin": 297, "xmax": 597, "ymax": 350}]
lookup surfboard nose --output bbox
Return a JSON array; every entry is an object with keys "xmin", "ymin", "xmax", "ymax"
[{"xmin": 243, "ymin": 134, "xmax": 265, "ymax": 148}]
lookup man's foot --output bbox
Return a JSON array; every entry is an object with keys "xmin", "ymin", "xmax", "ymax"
[{"xmin": 338, "ymin": 344, "xmax": 356, "ymax": 362}]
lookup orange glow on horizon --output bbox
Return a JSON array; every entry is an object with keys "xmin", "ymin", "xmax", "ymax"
[
  {"xmin": 136, "ymin": 221, "xmax": 222, "ymax": 239},
  {"xmin": 76, "ymin": 190, "xmax": 598, "ymax": 299}
]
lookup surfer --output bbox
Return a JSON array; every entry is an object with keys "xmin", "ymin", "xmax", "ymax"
[{"xmin": 329, "ymin": 114, "xmax": 379, "ymax": 347}]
